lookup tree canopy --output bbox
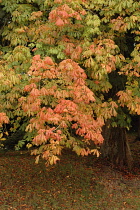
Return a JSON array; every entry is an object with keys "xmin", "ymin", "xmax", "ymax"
[{"xmin": 0, "ymin": 0, "xmax": 140, "ymax": 165}]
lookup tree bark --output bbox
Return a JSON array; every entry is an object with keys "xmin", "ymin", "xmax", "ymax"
[{"xmin": 100, "ymin": 121, "xmax": 133, "ymax": 170}]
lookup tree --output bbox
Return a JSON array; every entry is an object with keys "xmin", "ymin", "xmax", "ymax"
[{"xmin": 0, "ymin": 0, "xmax": 139, "ymax": 168}]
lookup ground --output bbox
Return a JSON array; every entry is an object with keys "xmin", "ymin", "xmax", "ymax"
[{"xmin": 0, "ymin": 133, "xmax": 140, "ymax": 210}]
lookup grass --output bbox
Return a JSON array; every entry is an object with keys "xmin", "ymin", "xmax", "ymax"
[{"xmin": 0, "ymin": 138, "xmax": 140, "ymax": 210}]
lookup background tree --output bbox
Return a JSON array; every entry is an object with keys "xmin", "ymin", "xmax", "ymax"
[{"xmin": 0, "ymin": 0, "xmax": 139, "ymax": 168}]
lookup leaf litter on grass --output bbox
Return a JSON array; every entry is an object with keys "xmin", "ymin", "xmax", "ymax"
[{"xmin": 0, "ymin": 144, "xmax": 140, "ymax": 210}]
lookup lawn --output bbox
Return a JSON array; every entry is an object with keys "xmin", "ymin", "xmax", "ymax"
[{"xmin": 0, "ymin": 135, "xmax": 140, "ymax": 210}]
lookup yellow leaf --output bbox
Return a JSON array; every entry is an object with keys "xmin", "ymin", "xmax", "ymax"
[
  {"xmin": 35, "ymin": 155, "xmax": 40, "ymax": 164},
  {"xmin": 5, "ymin": 131, "xmax": 9, "ymax": 136},
  {"xmin": 0, "ymin": 133, "xmax": 3, "ymax": 138},
  {"xmin": 26, "ymin": 143, "xmax": 33, "ymax": 149},
  {"xmin": 0, "ymin": 138, "xmax": 6, "ymax": 141},
  {"xmin": 49, "ymin": 155, "xmax": 60, "ymax": 165},
  {"xmin": 91, "ymin": 149, "xmax": 100, "ymax": 157}
]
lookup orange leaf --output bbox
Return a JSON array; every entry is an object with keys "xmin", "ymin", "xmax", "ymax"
[
  {"xmin": 55, "ymin": 18, "xmax": 64, "ymax": 26},
  {"xmin": 44, "ymin": 57, "xmax": 54, "ymax": 65}
]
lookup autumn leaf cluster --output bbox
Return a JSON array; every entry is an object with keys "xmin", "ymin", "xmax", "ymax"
[{"xmin": 0, "ymin": 0, "xmax": 140, "ymax": 165}]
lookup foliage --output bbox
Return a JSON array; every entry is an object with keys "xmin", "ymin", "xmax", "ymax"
[{"xmin": 0, "ymin": 0, "xmax": 140, "ymax": 165}]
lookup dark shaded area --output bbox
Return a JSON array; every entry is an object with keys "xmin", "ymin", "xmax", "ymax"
[
  {"xmin": 130, "ymin": 115, "xmax": 140, "ymax": 142},
  {"xmin": 1, "ymin": 129, "xmax": 26, "ymax": 150},
  {"xmin": 104, "ymin": 71, "xmax": 127, "ymax": 100},
  {"xmin": 0, "ymin": 5, "xmax": 11, "ymax": 47},
  {"xmin": 114, "ymin": 32, "xmax": 135, "ymax": 58}
]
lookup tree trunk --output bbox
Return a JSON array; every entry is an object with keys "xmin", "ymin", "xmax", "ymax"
[{"xmin": 100, "ymin": 121, "xmax": 133, "ymax": 170}]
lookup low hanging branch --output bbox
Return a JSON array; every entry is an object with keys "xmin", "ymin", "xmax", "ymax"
[{"xmin": 19, "ymin": 56, "xmax": 104, "ymax": 165}]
